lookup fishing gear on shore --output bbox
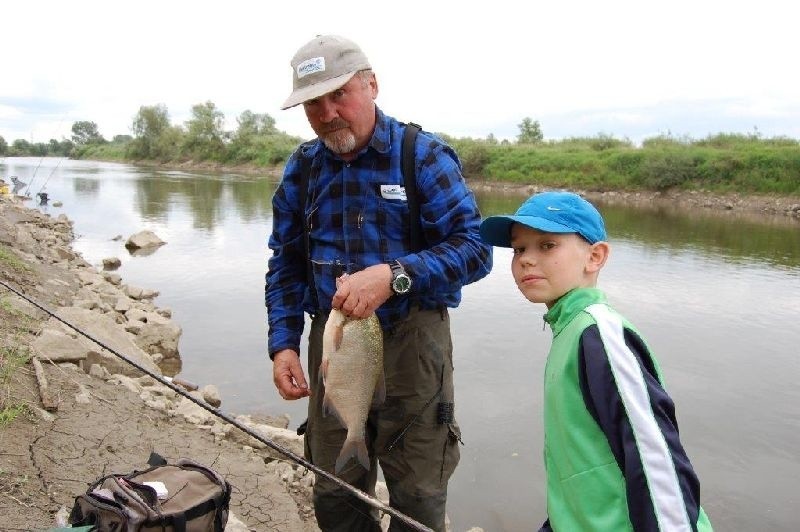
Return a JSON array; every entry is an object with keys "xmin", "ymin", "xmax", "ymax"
[
  {"xmin": 24, "ymin": 155, "xmax": 47, "ymax": 197},
  {"xmin": 36, "ymin": 157, "xmax": 65, "ymax": 197},
  {"xmin": 0, "ymin": 279, "xmax": 433, "ymax": 532}
]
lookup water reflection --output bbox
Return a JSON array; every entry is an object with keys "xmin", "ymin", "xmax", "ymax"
[
  {"xmin": 475, "ymin": 191, "xmax": 800, "ymax": 270},
  {"xmin": 73, "ymin": 177, "xmax": 100, "ymax": 198},
  {"xmin": 130, "ymin": 172, "xmax": 275, "ymax": 228}
]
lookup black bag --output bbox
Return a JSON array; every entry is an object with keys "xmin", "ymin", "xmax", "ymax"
[{"xmin": 68, "ymin": 457, "xmax": 231, "ymax": 532}]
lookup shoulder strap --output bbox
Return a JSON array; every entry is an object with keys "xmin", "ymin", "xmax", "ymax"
[
  {"xmin": 298, "ymin": 148, "xmax": 318, "ymax": 311},
  {"xmin": 402, "ymin": 122, "xmax": 422, "ymax": 252}
]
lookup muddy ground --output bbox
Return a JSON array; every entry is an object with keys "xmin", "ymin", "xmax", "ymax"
[{"xmin": 0, "ymin": 196, "xmax": 317, "ymax": 531}]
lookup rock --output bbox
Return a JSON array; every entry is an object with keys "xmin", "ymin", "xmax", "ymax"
[
  {"xmin": 38, "ymin": 306, "xmax": 162, "ymax": 378},
  {"xmin": 103, "ymin": 272, "xmax": 122, "ymax": 285},
  {"xmin": 102, "ymin": 257, "xmax": 122, "ymax": 270},
  {"xmin": 133, "ymin": 319, "xmax": 182, "ymax": 365},
  {"xmin": 125, "ymin": 230, "xmax": 166, "ymax": 250},
  {"xmin": 114, "ymin": 297, "xmax": 132, "ymax": 313},
  {"xmin": 33, "ymin": 328, "xmax": 93, "ymax": 364},
  {"xmin": 174, "ymin": 396, "xmax": 216, "ymax": 425},
  {"xmin": 125, "ymin": 284, "xmax": 159, "ymax": 300},
  {"xmin": 202, "ymin": 384, "xmax": 222, "ymax": 407},
  {"xmin": 228, "ymin": 420, "xmax": 304, "ymax": 460},
  {"xmin": 54, "ymin": 246, "xmax": 76, "ymax": 261},
  {"xmin": 88, "ymin": 364, "xmax": 111, "ymax": 380}
]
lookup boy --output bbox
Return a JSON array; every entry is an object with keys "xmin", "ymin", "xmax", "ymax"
[{"xmin": 480, "ymin": 191, "xmax": 713, "ymax": 531}]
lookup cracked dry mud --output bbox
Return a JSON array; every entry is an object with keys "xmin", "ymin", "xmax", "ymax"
[{"xmin": 0, "ymin": 197, "xmax": 317, "ymax": 531}]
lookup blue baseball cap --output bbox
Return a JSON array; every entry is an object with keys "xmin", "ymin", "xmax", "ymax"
[{"xmin": 479, "ymin": 191, "xmax": 607, "ymax": 247}]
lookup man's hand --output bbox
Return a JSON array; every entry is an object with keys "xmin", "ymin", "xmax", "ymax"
[
  {"xmin": 331, "ymin": 263, "xmax": 393, "ymax": 319},
  {"xmin": 272, "ymin": 349, "xmax": 311, "ymax": 400}
]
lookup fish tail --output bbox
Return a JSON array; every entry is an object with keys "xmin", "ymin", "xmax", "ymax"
[{"xmin": 334, "ymin": 436, "xmax": 370, "ymax": 474}]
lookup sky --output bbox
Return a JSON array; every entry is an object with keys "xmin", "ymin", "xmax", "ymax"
[{"xmin": 2, "ymin": 0, "xmax": 799, "ymax": 146}]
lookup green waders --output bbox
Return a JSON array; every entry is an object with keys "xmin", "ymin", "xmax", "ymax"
[{"xmin": 306, "ymin": 307, "xmax": 461, "ymax": 532}]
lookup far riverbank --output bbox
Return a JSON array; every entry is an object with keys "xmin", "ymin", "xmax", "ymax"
[{"xmin": 136, "ymin": 158, "xmax": 800, "ymax": 221}]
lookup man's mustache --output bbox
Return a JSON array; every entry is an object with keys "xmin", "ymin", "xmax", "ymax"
[{"xmin": 320, "ymin": 119, "xmax": 350, "ymax": 134}]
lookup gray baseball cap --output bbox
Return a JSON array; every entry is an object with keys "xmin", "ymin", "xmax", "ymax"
[{"xmin": 281, "ymin": 35, "xmax": 372, "ymax": 110}]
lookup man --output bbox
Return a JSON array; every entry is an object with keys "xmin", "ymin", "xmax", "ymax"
[{"xmin": 266, "ymin": 34, "xmax": 492, "ymax": 531}]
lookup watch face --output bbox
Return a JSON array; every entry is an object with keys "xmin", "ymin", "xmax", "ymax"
[{"xmin": 393, "ymin": 274, "xmax": 411, "ymax": 294}]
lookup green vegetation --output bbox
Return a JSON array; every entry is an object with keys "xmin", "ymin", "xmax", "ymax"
[
  {"xmin": 445, "ymin": 126, "xmax": 800, "ymax": 195},
  {"xmin": 3, "ymin": 110, "xmax": 800, "ymax": 196},
  {"xmin": 0, "ymin": 346, "xmax": 32, "ymax": 429},
  {"xmin": 0, "ymin": 244, "xmax": 31, "ymax": 272}
]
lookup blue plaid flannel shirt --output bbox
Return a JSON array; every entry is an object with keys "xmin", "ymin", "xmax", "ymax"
[{"xmin": 266, "ymin": 108, "xmax": 492, "ymax": 356}]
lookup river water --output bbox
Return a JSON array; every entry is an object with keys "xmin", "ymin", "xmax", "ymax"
[{"xmin": 3, "ymin": 157, "xmax": 799, "ymax": 531}]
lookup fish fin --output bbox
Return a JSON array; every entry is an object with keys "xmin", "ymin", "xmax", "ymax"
[
  {"xmin": 333, "ymin": 322, "xmax": 344, "ymax": 350},
  {"xmin": 322, "ymin": 393, "xmax": 333, "ymax": 417},
  {"xmin": 321, "ymin": 394, "xmax": 346, "ymax": 426},
  {"xmin": 335, "ymin": 436, "xmax": 370, "ymax": 474},
  {"xmin": 372, "ymin": 371, "xmax": 386, "ymax": 408},
  {"xmin": 319, "ymin": 357, "xmax": 328, "ymax": 386}
]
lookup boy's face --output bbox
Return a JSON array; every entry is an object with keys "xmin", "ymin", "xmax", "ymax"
[{"xmin": 510, "ymin": 224, "xmax": 604, "ymax": 308}]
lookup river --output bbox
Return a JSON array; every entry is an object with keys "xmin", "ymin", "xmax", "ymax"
[{"xmin": 3, "ymin": 157, "xmax": 799, "ymax": 531}]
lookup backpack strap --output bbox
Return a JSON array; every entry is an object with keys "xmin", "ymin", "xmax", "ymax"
[
  {"xmin": 402, "ymin": 122, "xmax": 422, "ymax": 252},
  {"xmin": 297, "ymin": 145, "xmax": 319, "ymax": 313}
]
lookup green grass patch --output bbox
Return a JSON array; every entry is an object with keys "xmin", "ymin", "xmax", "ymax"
[
  {"xmin": 0, "ymin": 403, "xmax": 28, "ymax": 428},
  {"xmin": 0, "ymin": 244, "xmax": 31, "ymax": 272},
  {"xmin": 1, "ymin": 345, "xmax": 31, "ymax": 385},
  {"xmin": 0, "ymin": 346, "xmax": 32, "ymax": 428}
]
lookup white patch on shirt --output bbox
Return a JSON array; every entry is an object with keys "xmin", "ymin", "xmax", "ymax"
[
  {"xmin": 297, "ymin": 57, "xmax": 325, "ymax": 79},
  {"xmin": 380, "ymin": 185, "xmax": 407, "ymax": 201},
  {"xmin": 584, "ymin": 303, "xmax": 692, "ymax": 532}
]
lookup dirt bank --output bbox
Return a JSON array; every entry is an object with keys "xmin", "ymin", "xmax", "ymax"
[
  {"xmin": 469, "ymin": 181, "xmax": 800, "ymax": 221},
  {"xmin": 0, "ymin": 195, "xmax": 318, "ymax": 531}
]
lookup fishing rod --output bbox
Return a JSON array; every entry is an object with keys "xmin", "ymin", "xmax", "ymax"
[
  {"xmin": 0, "ymin": 279, "xmax": 433, "ymax": 532},
  {"xmin": 24, "ymin": 155, "xmax": 47, "ymax": 197},
  {"xmin": 24, "ymin": 113, "xmax": 69, "ymax": 197},
  {"xmin": 36, "ymin": 156, "xmax": 65, "ymax": 196}
]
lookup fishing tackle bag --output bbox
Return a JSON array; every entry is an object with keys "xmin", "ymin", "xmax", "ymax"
[{"xmin": 68, "ymin": 457, "xmax": 231, "ymax": 532}]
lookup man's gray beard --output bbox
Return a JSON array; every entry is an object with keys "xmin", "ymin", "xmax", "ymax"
[{"xmin": 322, "ymin": 129, "xmax": 356, "ymax": 154}]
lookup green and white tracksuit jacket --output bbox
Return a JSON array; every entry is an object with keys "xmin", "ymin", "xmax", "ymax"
[{"xmin": 539, "ymin": 287, "xmax": 713, "ymax": 531}]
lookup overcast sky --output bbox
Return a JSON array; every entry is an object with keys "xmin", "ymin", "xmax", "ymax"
[{"xmin": 2, "ymin": 0, "xmax": 799, "ymax": 146}]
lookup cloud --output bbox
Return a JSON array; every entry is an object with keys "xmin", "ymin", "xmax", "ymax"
[{"xmin": 2, "ymin": 0, "xmax": 799, "ymax": 145}]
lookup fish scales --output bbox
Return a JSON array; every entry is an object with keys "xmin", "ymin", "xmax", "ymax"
[{"xmin": 321, "ymin": 309, "xmax": 385, "ymax": 474}]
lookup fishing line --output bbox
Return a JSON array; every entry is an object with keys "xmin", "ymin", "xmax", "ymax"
[
  {"xmin": 36, "ymin": 156, "xmax": 65, "ymax": 196},
  {"xmin": 24, "ymin": 156, "xmax": 47, "ymax": 197},
  {"xmin": 24, "ymin": 112, "xmax": 69, "ymax": 197},
  {"xmin": 0, "ymin": 279, "xmax": 432, "ymax": 532}
]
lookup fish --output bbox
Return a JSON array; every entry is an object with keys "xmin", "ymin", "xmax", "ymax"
[{"xmin": 321, "ymin": 308, "xmax": 386, "ymax": 474}]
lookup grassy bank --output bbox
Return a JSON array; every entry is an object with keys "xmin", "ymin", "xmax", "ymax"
[
  {"xmin": 448, "ymin": 133, "xmax": 800, "ymax": 196},
  {"xmin": 0, "ymin": 244, "xmax": 34, "ymax": 428},
  {"xmin": 74, "ymin": 131, "xmax": 799, "ymax": 197}
]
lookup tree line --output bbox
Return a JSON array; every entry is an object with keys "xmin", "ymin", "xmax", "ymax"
[
  {"xmin": 0, "ymin": 102, "xmax": 304, "ymax": 166},
  {"xmin": 2, "ymin": 109, "xmax": 799, "ymax": 195}
]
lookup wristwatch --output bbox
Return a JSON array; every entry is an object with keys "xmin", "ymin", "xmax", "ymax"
[{"xmin": 390, "ymin": 261, "xmax": 412, "ymax": 295}]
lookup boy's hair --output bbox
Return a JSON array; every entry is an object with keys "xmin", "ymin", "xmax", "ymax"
[{"xmin": 479, "ymin": 191, "xmax": 606, "ymax": 247}]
